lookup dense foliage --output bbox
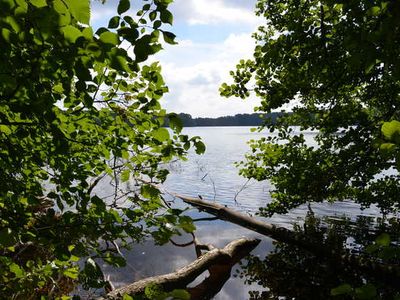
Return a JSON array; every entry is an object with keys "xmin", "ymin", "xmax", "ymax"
[
  {"xmin": 221, "ymin": 0, "xmax": 400, "ymax": 216},
  {"xmin": 0, "ymin": 0, "xmax": 204, "ymax": 297}
]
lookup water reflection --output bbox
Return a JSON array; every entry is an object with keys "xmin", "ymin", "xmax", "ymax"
[
  {"xmin": 238, "ymin": 213, "xmax": 400, "ymax": 299},
  {"xmin": 102, "ymin": 208, "xmax": 400, "ymax": 299}
]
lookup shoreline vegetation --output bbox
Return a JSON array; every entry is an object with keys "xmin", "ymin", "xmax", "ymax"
[{"xmin": 164, "ymin": 112, "xmax": 287, "ymax": 127}]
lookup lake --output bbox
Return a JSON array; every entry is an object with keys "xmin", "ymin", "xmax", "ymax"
[
  {"xmin": 104, "ymin": 127, "xmax": 386, "ymax": 299},
  {"xmin": 164, "ymin": 127, "xmax": 381, "ymax": 223}
]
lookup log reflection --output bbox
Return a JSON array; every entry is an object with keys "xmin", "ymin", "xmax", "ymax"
[{"xmin": 238, "ymin": 213, "xmax": 400, "ymax": 299}]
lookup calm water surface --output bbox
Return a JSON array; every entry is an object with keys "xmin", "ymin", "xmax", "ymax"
[
  {"xmin": 165, "ymin": 127, "xmax": 380, "ymax": 223},
  {"xmin": 106, "ymin": 127, "xmax": 382, "ymax": 299}
]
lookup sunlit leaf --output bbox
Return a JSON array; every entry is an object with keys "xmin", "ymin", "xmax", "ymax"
[
  {"xmin": 30, "ymin": 0, "xmax": 47, "ymax": 8},
  {"xmin": 67, "ymin": 0, "xmax": 90, "ymax": 24},
  {"xmin": 62, "ymin": 25, "xmax": 82, "ymax": 43},
  {"xmin": 152, "ymin": 128, "xmax": 170, "ymax": 142},
  {"xmin": 100, "ymin": 31, "xmax": 119, "ymax": 45}
]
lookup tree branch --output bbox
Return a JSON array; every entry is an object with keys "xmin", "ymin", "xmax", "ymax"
[{"xmin": 98, "ymin": 238, "xmax": 260, "ymax": 299}]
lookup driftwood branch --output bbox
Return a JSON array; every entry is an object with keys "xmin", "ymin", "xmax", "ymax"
[
  {"xmin": 173, "ymin": 193, "xmax": 400, "ymax": 285},
  {"xmin": 174, "ymin": 194, "xmax": 319, "ymax": 251},
  {"xmin": 99, "ymin": 238, "xmax": 260, "ymax": 300}
]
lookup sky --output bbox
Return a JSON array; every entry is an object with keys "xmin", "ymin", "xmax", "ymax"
[{"xmin": 91, "ymin": 0, "xmax": 262, "ymax": 117}]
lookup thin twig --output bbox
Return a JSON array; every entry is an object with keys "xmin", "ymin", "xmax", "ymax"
[{"xmin": 233, "ymin": 178, "xmax": 251, "ymax": 204}]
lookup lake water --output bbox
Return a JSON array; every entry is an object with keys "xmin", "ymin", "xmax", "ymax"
[
  {"xmin": 165, "ymin": 127, "xmax": 381, "ymax": 224},
  {"xmin": 105, "ymin": 127, "xmax": 384, "ymax": 299}
]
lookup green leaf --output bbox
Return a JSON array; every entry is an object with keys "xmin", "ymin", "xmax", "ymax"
[
  {"xmin": 100, "ymin": 31, "xmax": 119, "ymax": 45},
  {"xmin": 70, "ymin": 255, "xmax": 80, "ymax": 262},
  {"xmin": 67, "ymin": 0, "xmax": 90, "ymax": 24},
  {"xmin": 9, "ymin": 263, "xmax": 24, "ymax": 278},
  {"xmin": 134, "ymin": 35, "xmax": 152, "ymax": 62},
  {"xmin": 152, "ymin": 128, "xmax": 170, "ymax": 142},
  {"xmin": 355, "ymin": 284, "xmax": 377, "ymax": 299},
  {"xmin": 82, "ymin": 26, "xmax": 93, "ymax": 40},
  {"xmin": 141, "ymin": 184, "xmax": 160, "ymax": 201},
  {"xmin": 149, "ymin": 11, "xmax": 157, "ymax": 21},
  {"xmin": 0, "ymin": 125, "xmax": 11, "ymax": 135},
  {"xmin": 63, "ymin": 267, "xmax": 79, "ymax": 279},
  {"xmin": 108, "ymin": 16, "xmax": 120, "ymax": 29},
  {"xmin": 1, "ymin": 28, "xmax": 11, "ymax": 42},
  {"xmin": 118, "ymin": 0, "xmax": 130, "ymax": 15},
  {"xmin": 54, "ymin": 0, "xmax": 68, "ymax": 14},
  {"xmin": 168, "ymin": 113, "xmax": 183, "ymax": 133},
  {"xmin": 58, "ymin": 12, "xmax": 72, "ymax": 27},
  {"xmin": 62, "ymin": 25, "xmax": 83, "ymax": 43},
  {"xmin": 154, "ymin": 20, "xmax": 162, "ymax": 29},
  {"xmin": 121, "ymin": 169, "xmax": 130, "ymax": 182},
  {"xmin": 110, "ymin": 55, "xmax": 130, "ymax": 72},
  {"xmin": 75, "ymin": 59, "xmax": 92, "ymax": 81},
  {"xmin": 15, "ymin": 0, "xmax": 27, "ymax": 13},
  {"xmin": 122, "ymin": 295, "xmax": 133, "ymax": 300},
  {"xmin": 169, "ymin": 289, "xmax": 191, "ymax": 300},
  {"xmin": 376, "ymin": 233, "xmax": 390, "ymax": 247},
  {"xmin": 162, "ymin": 31, "xmax": 177, "ymax": 44},
  {"xmin": 382, "ymin": 120, "xmax": 400, "ymax": 142},
  {"xmin": 30, "ymin": 0, "xmax": 47, "ymax": 8},
  {"xmin": 84, "ymin": 258, "xmax": 103, "ymax": 280},
  {"xmin": 368, "ymin": 6, "xmax": 380, "ymax": 16},
  {"xmin": 160, "ymin": 9, "xmax": 173, "ymax": 25},
  {"xmin": 365, "ymin": 62, "xmax": 375, "ymax": 74},
  {"xmin": 380, "ymin": 143, "xmax": 396, "ymax": 154},
  {"xmin": 331, "ymin": 284, "xmax": 352, "ymax": 296},
  {"xmin": 118, "ymin": 27, "xmax": 139, "ymax": 44},
  {"xmin": 179, "ymin": 216, "xmax": 196, "ymax": 233},
  {"xmin": 194, "ymin": 141, "xmax": 206, "ymax": 154}
]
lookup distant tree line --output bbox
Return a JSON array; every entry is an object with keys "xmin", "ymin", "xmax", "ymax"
[{"xmin": 165, "ymin": 112, "xmax": 287, "ymax": 127}]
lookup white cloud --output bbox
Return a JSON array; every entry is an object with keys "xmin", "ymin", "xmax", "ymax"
[
  {"xmin": 90, "ymin": 3, "xmax": 115, "ymax": 24},
  {"xmin": 156, "ymin": 33, "xmax": 260, "ymax": 117},
  {"xmin": 91, "ymin": 0, "xmax": 259, "ymax": 27},
  {"xmin": 171, "ymin": 0, "xmax": 259, "ymax": 26},
  {"xmin": 90, "ymin": 0, "xmax": 263, "ymax": 117}
]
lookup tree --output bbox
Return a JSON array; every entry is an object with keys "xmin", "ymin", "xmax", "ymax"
[
  {"xmin": 0, "ymin": 0, "xmax": 204, "ymax": 297},
  {"xmin": 221, "ymin": 0, "xmax": 400, "ymax": 216}
]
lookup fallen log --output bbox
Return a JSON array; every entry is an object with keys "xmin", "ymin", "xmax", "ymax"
[
  {"xmin": 172, "ymin": 193, "xmax": 400, "ymax": 284},
  {"xmin": 99, "ymin": 238, "xmax": 260, "ymax": 300},
  {"xmin": 174, "ymin": 194, "xmax": 325, "ymax": 254}
]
